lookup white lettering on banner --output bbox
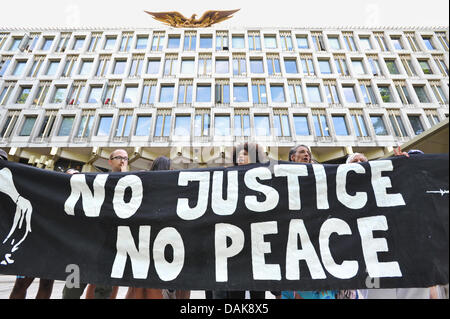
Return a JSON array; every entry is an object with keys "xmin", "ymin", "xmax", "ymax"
[
  {"xmin": 357, "ymin": 216, "xmax": 402, "ymax": 278},
  {"xmin": 370, "ymin": 161, "xmax": 406, "ymax": 207},
  {"xmin": 312, "ymin": 164, "xmax": 329, "ymax": 210},
  {"xmin": 215, "ymin": 223, "xmax": 245, "ymax": 282},
  {"xmin": 153, "ymin": 227, "xmax": 185, "ymax": 281},
  {"xmin": 274, "ymin": 165, "xmax": 308, "ymax": 210},
  {"xmin": 211, "ymin": 171, "xmax": 239, "ymax": 216},
  {"xmin": 64, "ymin": 174, "xmax": 108, "ymax": 217},
  {"xmin": 113, "ymin": 175, "xmax": 143, "ymax": 219},
  {"xmin": 244, "ymin": 167, "xmax": 280, "ymax": 212},
  {"xmin": 319, "ymin": 218, "xmax": 359, "ymax": 279},
  {"xmin": 251, "ymin": 221, "xmax": 281, "ymax": 280},
  {"xmin": 176, "ymin": 172, "xmax": 210, "ymax": 220},
  {"xmin": 336, "ymin": 164, "xmax": 368, "ymax": 209}
]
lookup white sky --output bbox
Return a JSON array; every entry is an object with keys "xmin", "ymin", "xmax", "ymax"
[{"xmin": 1, "ymin": 0, "xmax": 449, "ymax": 29}]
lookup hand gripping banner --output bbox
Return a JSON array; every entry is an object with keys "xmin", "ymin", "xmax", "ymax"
[{"xmin": 0, "ymin": 154, "xmax": 448, "ymax": 291}]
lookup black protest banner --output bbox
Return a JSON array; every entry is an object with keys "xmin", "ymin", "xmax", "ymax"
[{"xmin": 0, "ymin": 154, "xmax": 448, "ymax": 291}]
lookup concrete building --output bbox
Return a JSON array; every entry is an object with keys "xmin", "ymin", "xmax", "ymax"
[{"xmin": 0, "ymin": 26, "xmax": 448, "ymax": 171}]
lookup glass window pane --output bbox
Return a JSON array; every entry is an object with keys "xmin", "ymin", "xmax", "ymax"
[
  {"xmin": 284, "ymin": 59, "xmax": 298, "ymax": 73},
  {"xmin": 214, "ymin": 115, "xmax": 230, "ymax": 136},
  {"xmin": 97, "ymin": 116, "xmax": 113, "ymax": 136},
  {"xmin": 233, "ymin": 85, "xmax": 249, "ymax": 102},
  {"xmin": 216, "ymin": 59, "xmax": 229, "ymax": 73},
  {"xmin": 147, "ymin": 60, "xmax": 160, "ymax": 74},
  {"xmin": 254, "ymin": 115, "xmax": 271, "ymax": 136},
  {"xmin": 352, "ymin": 60, "xmax": 365, "ymax": 75},
  {"xmin": 13, "ymin": 61, "xmax": 27, "ymax": 76},
  {"xmin": 52, "ymin": 87, "xmax": 67, "ymax": 103},
  {"xmin": 414, "ymin": 86, "xmax": 430, "ymax": 103},
  {"xmin": 196, "ymin": 85, "xmax": 211, "ymax": 102},
  {"xmin": 113, "ymin": 60, "xmax": 126, "ymax": 74},
  {"xmin": 123, "ymin": 86, "xmax": 138, "ymax": 103},
  {"xmin": 270, "ymin": 85, "xmax": 285, "ymax": 102},
  {"xmin": 250, "ymin": 59, "xmax": 264, "ymax": 73},
  {"xmin": 296, "ymin": 36, "xmax": 309, "ymax": 49},
  {"xmin": 370, "ymin": 116, "xmax": 388, "ymax": 135},
  {"xmin": 264, "ymin": 36, "xmax": 277, "ymax": 49},
  {"xmin": 293, "ymin": 115, "xmax": 310, "ymax": 135},
  {"xmin": 88, "ymin": 87, "xmax": 102, "ymax": 103},
  {"xmin": 378, "ymin": 86, "xmax": 393, "ymax": 103},
  {"xmin": 168, "ymin": 36, "xmax": 180, "ymax": 49},
  {"xmin": 319, "ymin": 60, "xmax": 332, "ymax": 74},
  {"xmin": 332, "ymin": 116, "xmax": 349, "ymax": 135},
  {"xmin": 359, "ymin": 37, "xmax": 372, "ymax": 50},
  {"xmin": 19, "ymin": 117, "xmax": 36, "ymax": 136},
  {"xmin": 200, "ymin": 36, "xmax": 212, "ymax": 48},
  {"xmin": 232, "ymin": 36, "xmax": 245, "ymax": 49},
  {"xmin": 307, "ymin": 86, "xmax": 322, "ymax": 103},
  {"xmin": 328, "ymin": 37, "xmax": 341, "ymax": 50},
  {"xmin": 343, "ymin": 86, "xmax": 357, "ymax": 103},
  {"xmin": 160, "ymin": 86, "xmax": 174, "ymax": 103},
  {"xmin": 408, "ymin": 116, "xmax": 424, "ymax": 135},
  {"xmin": 58, "ymin": 116, "xmax": 74, "ymax": 136},
  {"xmin": 174, "ymin": 115, "xmax": 191, "ymax": 136},
  {"xmin": 136, "ymin": 36, "xmax": 148, "ymax": 49}
]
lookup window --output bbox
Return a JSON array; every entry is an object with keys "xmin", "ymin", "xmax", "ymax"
[
  {"xmin": 9, "ymin": 38, "xmax": 21, "ymax": 51},
  {"xmin": 141, "ymin": 81, "xmax": 157, "ymax": 105},
  {"xmin": 67, "ymin": 82, "xmax": 86, "ymax": 105},
  {"xmin": 408, "ymin": 115, "xmax": 424, "ymax": 135},
  {"xmin": 248, "ymin": 32, "xmax": 261, "ymax": 50},
  {"xmin": 254, "ymin": 115, "xmax": 271, "ymax": 136},
  {"xmin": 233, "ymin": 84, "xmax": 249, "ymax": 102},
  {"xmin": 135, "ymin": 36, "xmax": 148, "ymax": 50},
  {"xmin": 296, "ymin": 35, "xmax": 309, "ymax": 49},
  {"xmin": 41, "ymin": 37, "xmax": 54, "ymax": 51},
  {"xmin": 232, "ymin": 35, "xmax": 245, "ymax": 49},
  {"xmin": 119, "ymin": 33, "xmax": 133, "ymax": 52},
  {"xmin": 154, "ymin": 113, "xmax": 172, "ymax": 137},
  {"xmin": 418, "ymin": 59, "xmax": 433, "ymax": 75},
  {"xmin": 215, "ymin": 82, "xmax": 230, "ymax": 104},
  {"xmin": 76, "ymin": 111, "xmax": 95, "ymax": 138},
  {"xmin": 60, "ymin": 56, "xmax": 77, "ymax": 78},
  {"xmin": 435, "ymin": 32, "xmax": 449, "ymax": 51},
  {"xmin": 16, "ymin": 86, "xmax": 32, "ymax": 104},
  {"xmin": 324, "ymin": 82, "xmax": 340, "ymax": 104},
  {"xmin": 198, "ymin": 55, "xmax": 212, "ymax": 76},
  {"xmin": 388, "ymin": 111, "xmax": 408, "ymax": 138},
  {"xmin": 301, "ymin": 56, "xmax": 315, "ymax": 75},
  {"xmin": 58, "ymin": 116, "xmax": 75, "ymax": 136},
  {"xmin": 318, "ymin": 59, "xmax": 332, "ymax": 74},
  {"xmin": 343, "ymin": 33, "xmax": 356, "ymax": 51},
  {"xmin": 79, "ymin": 59, "xmax": 93, "ymax": 76},
  {"xmin": 115, "ymin": 111, "xmax": 133, "ymax": 137},
  {"xmin": 394, "ymin": 82, "xmax": 413, "ymax": 105},
  {"xmin": 422, "ymin": 36, "xmax": 435, "ymax": 50},
  {"xmin": 104, "ymin": 36, "xmax": 117, "ymax": 50},
  {"xmin": 273, "ymin": 112, "xmax": 291, "ymax": 137},
  {"xmin": 32, "ymin": 81, "xmax": 50, "ymax": 106},
  {"xmin": 328, "ymin": 36, "xmax": 341, "ymax": 50},
  {"xmin": 103, "ymin": 81, "xmax": 122, "ymax": 105},
  {"xmin": 374, "ymin": 33, "xmax": 388, "ymax": 51},
  {"xmin": 264, "ymin": 35, "xmax": 277, "ymax": 49},
  {"xmin": 234, "ymin": 112, "xmax": 250, "ymax": 136},
  {"xmin": 177, "ymin": 82, "xmax": 193, "ymax": 104},
  {"xmin": 332, "ymin": 115, "xmax": 349, "ymax": 136},
  {"xmin": 215, "ymin": 58, "xmax": 229, "ymax": 74},
  {"xmin": 1, "ymin": 112, "xmax": 19, "ymax": 138},
  {"xmin": 160, "ymin": 85, "xmax": 175, "ymax": 103},
  {"xmin": 342, "ymin": 86, "xmax": 358, "ymax": 103},
  {"xmin": 430, "ymin": 82, "xmax": 448, "ymax": 104},
  {"xmin": 385, "ymin": 59, "xmax": 400, "ymax": 75},
  {"xmin": 350, "ymin": 111, "xmax": 369, "ymax": 137},
  {"xmin": 199, "ymin": 35, "xmax": 212, "ymax": 49},
  {"xmin": 123, "ymin": 86, "xmax": 138, "ymax": 104},
  {"xmin": 0, "ymin": 57, "xmax": 11, "ymax": 77},
  {"xmin": 214, "ymin": 115, "xmax": 231, "ymax": 136},
  {"xmin": 413, "ymin": 85, "xmax": 430, "ymax": 103},
  {"xmin": 359, "ymin": 36, "xmax": 373, "ymax": 50},
  {"xmin": 284, "ymin": 59, "xmax": 298, "ymax": 74},
  {"xmin": 0, "ymin": 33, "xmax": 9, "ymax": 51},
  {"xmin": 113, "ymin": 59, "xmax": 127, "ymax": 75},
  {"xmin": 184, "ymin": 33, "xmax": 197, "ymax": 51},
  {"xmin": 367, "ymin": 56, "xmax": 383, "ymax": 76},
  {"xmin": 267, "ymin": 56, "xmax": 281, "ymax": 75},
  {"xmin": 16, "ymin": 105, "xmax": 32, "ymax": 129},
  {"xmin": 390, "ymin": 36, "xmax": 404, "ymax": 50},
  {"xmin": 129, "ymin": 56, "xmax": 144, "ymax": 77},
  {"xmin": 434, "ymin": 56, "xmax": 449, "ymax": 76},
  {"xmin": 52, "ymin": 86, "xmax": 67, "ymax": 103},
  {"xmin": 168, "ymin": 35, "xmax": 180, "ymax": 49},
  {"xmin": 360, "ymin": 82, "xmax": 377, "ymax": 105},
  {"xmin": 293, "ymin": 115, "xmax": 310, "ymax": 136},
  {"xmin": 0, "ymin": 83, "xmax": 15, "ymax": 105},
  {"xmin": 233, "ymin": 55, "xmax": 247, "ymax": 75},
  {"xmin": 147, "ymin": 59, "xmax": 160, "ymax": 74},
  {"xmin": 72, "ymin": 37, "xmax": 85, "ymax": 51},
  {"xmin": 194, "ymin": 112, "xmax": 210, "ymax": 137},
  {"xmin": 174, "ymin": 115, "xmax": 191, "ymax": 136},
  {"xmin": 135, "ymin": 115, "xmax": 152, "ymax": 136},
  {"xmin": 96, "ymin": 55, "xmax": 110, "ymax": 77},
  {"xmin": 252, "ymin": 82, "xmax": 267, "ymax": 104},
  {"xmin": 45, "ymin": 60, "xmax": 60, "ymax": 76},
  {"xmin": 289, "ymin": 82, "xmax": 304, "ymax": 104},
  {"xmin": 312, "ymin": 112, "xmax": 329, "ymax": 137},
  {"xmin": 378, "ymin": 85, "xmax": 394, "ymax": 103},
  {"xmin": 306, "ymin": 85, "xmax": 322, "ymax": 103},
  {"xmin": 351, "ymin": 60, "xmax": 366, "ymax": 75},
  {"xmin": 425, "ymin": 110, "xmax": 441, "ymax": 126},
  {"xmin": 96, "ymin": 115, "xmax": 113, "ymax": 136},
  {"xmin": 37, "ymin": 111, "xmax": 57, "ymax": 138},
  {"xmin": 181, "ymin": 58, "xmax": 195, "ymax": 74},
  {"xmin": 270, "ymin": 84, "xmax": 286, "ymax": 102},
  {"xmin": 400, "ymin": 55, "xmax": 417, "ymax": 76},
  {"xmin": 370, "ymin": 115, "xmax": 388, "ymax": 135},
  {"xmin": 151, "ymin": 33, "xmax": 165, "ymax": 51},
  {"xmin": 196, "ymin": 84, "xmax": 211, "ymax": 102},
  {"xmin": 311, "ymin": 33, "xmax": 325, "ymax": 51},
  {"xmin": 334, "ymin": 55, "xmax": 349, "ymax": 76},
  {"xmin": 250, "ymin": 58, "xmax": 264, "ymax": 74},
  {"xmin": 405, "ymin": 32, "xmax": 419, "ymax": 52},
  {"xmin": 163, "ymin": 55, "xmax": 178, "ymax": 76},
  {"xmin": 28, "ymin": 56, "xmax": 45, "ymax": 77},
  {"xmin": 12, "ymin": 60, "xmax": 27, "ymax": 77},
  {"xmin": 87, "ymin": 86, "xmax": 103, "ymax": 104},
  {"xmin": 88, "ymin": 33, "xmax": 102, "ymax": 52},
  {"xmin": 280, "ymin": 33, "xmax": 293, "ymax": 51}
]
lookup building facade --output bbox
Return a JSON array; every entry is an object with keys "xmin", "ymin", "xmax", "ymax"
[{"xmin": 0, "ymin": 26, "xmax": 448, "ymax": 171}]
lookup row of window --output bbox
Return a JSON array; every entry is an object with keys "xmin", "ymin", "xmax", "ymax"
[
  {"xmin": 1, "ymin": 51, "xmax": 448, "ymax": 79},
  {"xmin": 1, "ymin": 30, "xmax": 448, "ymax": 54},
  {"xmin": 1, "ymin": 107, "xmax": 446, "ymax": 141},
  {"xmin": 1, "ymin": 77, "xmax": 448, "ymax": 108}
]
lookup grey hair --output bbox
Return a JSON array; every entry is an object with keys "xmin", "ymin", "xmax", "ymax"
[{"xmin": 346, "ymin": 153, "xmax": 367, "ymax": 164}]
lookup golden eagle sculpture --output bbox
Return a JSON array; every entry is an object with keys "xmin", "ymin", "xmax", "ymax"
[{"xmin": 144, "ymin": 9, "xmax": 240, "ymax": 28}]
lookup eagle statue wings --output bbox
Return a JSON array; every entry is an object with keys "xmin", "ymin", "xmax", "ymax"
[{"xmin": 144, "ymin": 9, "xmax": 240, "ymax": 28}]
